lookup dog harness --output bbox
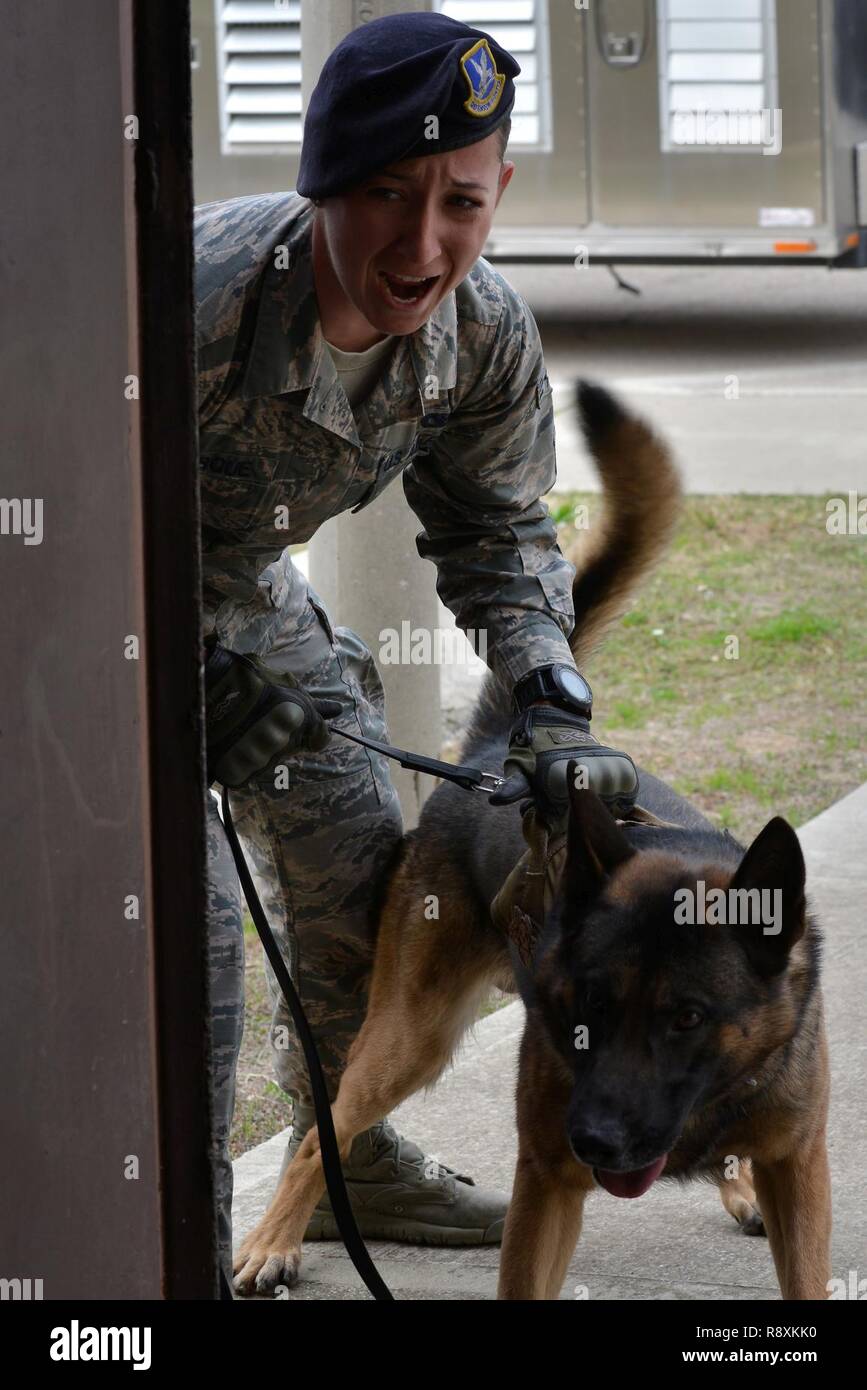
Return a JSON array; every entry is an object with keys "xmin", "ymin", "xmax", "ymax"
[{"xmin": 490, "ymin": 803, "xmax": 678, "ymax": 965}]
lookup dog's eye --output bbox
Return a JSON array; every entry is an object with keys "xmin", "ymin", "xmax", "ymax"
[{"xmin": 672, "ymin": 1008, "xmax": 704, "ymax": 1032}]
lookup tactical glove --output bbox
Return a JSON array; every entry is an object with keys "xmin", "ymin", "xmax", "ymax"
[
  {"xmin": 205, "ymin": 643, "xmax": 342, "ymax": 788},
  {"xmin": 488, "ymin": 704, "xmax": 638, "ymax": 819}
]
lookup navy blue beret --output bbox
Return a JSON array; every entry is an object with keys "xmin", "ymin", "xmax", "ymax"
[{"xmin": 296, "ymin": 11, "xmax": 520, "ymax": 201}]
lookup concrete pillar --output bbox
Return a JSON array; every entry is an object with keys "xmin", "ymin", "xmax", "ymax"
[
  {"xmin": 309, "ymin": 492, "xmax": 443, "ymax": 827},
  {"xmin": 302, "ymin": 0, "xmax": 440, "ymax": 829}
]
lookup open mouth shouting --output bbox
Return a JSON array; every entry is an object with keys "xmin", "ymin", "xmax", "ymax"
[{"xmin": 377, "ymin": 269, "xmax": 442, "ymax": 310}]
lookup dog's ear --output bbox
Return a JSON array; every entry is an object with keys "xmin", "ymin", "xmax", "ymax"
[
  {"xmin": 563, "ymin": 765, "xmax": 636, "ymax": 908},
  {"xmin": 729, "ymin": 816, "xmax": 807, "ymax": 974}
]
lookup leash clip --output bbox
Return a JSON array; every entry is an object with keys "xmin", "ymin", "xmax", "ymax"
[{"xmin": 470, "ymin": 770, "xmax": 505, "ymax": 794}]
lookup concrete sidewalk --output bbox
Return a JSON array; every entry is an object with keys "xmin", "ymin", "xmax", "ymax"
[{"xmin": 232, "ymin": 781, "xmax": 867, "ymax": 1300}]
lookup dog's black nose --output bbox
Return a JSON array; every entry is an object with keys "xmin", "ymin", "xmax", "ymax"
[{"xmin": 568, "ymin": 1120, "xmax": 626, "ymax": 1168}]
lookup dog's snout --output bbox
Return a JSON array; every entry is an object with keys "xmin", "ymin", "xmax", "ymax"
[{"xmin": 568, "ymin": 1116, "xmax": 627, "ymax": 1168}]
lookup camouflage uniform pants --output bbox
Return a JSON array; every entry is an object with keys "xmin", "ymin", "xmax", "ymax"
[{"xmin": 206, "ymin": 561, "xmax": 404, "ymax": 1278}]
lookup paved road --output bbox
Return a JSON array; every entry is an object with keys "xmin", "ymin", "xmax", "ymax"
[{"xmin": 501, "ymin": 263, "xmax": 867, "ymax": 494}]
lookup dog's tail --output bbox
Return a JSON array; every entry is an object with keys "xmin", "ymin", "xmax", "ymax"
[
  {"xmin": 564, "ymin": 380, "xmax": 682, "ymax": 668},
  {"xmin": 462, "ymin": 380, "xmax": 682, "ymax": 745}
]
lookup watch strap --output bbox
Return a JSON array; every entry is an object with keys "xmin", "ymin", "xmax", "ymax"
[{"xmin": 513, "ymin": 664, "xmax": 592, "ymax": 716}]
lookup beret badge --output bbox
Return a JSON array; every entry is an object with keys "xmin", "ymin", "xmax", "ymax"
[
  {"xmin": 296, "ymin": 14, "xmax": 519, "ymax": 200},
  {"xmin": 460, "ymin": 38, "xmax": 506, "ymax": 119}
]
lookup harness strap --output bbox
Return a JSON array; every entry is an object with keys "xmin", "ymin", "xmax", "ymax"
[
  {"xmin": 490, "ymin": 802, "xmax": 682, "ymax": 964},
  {"xmin": 490, "ymin": 808, "xmax": 564, "ymax": 965},
  {"xmin": 615, "ymin": 804, "xmax": 682, "ymax": 830}
]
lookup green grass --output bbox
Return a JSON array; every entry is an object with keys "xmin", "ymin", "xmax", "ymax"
[
  {"xmin": 747, "ymin": 607, "xmax": 837, "ymax": 645},
  {"xmin": 555, "ymin": 492, "xmax": 867, "ymax": 842}
]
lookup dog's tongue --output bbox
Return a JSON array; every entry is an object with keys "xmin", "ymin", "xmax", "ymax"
[{"xmin": 594, "ymin": 1154, "xmax": 668, "ymax": 1198}]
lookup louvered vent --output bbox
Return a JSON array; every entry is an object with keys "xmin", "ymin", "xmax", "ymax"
[
  {"xmin": 215, "ymin": 1, "xmax": 552, "ymax": 154},
  {"xmin": 216, "ymin": 0, "xmax": 302, "ymax": 151},
  {"xmin": 657, "ymin": 0, "xmax": 779, "ymax": 152},
  {"xmin": 435, "ymin": 1, "xmax": 552, "ymax": 149}
]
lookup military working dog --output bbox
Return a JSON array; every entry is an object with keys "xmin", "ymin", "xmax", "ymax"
[{"xmin": 235, "ymin": 383, "xmax": 831, "ymax": 1301}]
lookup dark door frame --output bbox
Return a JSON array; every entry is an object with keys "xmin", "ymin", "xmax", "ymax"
[{"xmin": 133, "ymin": 0, "xmax": 217, "ymax": 1299}]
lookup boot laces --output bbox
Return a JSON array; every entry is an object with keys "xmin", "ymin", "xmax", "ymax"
[{"xmin": 368, "ymin": 1118, "xmax": 466, "ymax": 1182}]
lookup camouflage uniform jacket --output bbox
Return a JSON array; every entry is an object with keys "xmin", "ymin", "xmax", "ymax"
[{"xmin": 194, "ymin": 190, "xmax": 576, "ymax": 688}]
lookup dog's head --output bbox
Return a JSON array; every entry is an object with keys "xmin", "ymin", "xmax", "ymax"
[{"xmin": 532, "ymin": 774, "xmax": 815, "ymax": 1197}]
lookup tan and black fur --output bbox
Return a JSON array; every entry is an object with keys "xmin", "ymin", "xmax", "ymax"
[{"xmin": 234, "ymin": 382, "xmax": 831, "ymax": 1301}]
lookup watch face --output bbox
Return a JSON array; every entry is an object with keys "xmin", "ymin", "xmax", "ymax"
[{"xmin": 557, "ymin": 666, "xmax": 593, "ymax": 708}]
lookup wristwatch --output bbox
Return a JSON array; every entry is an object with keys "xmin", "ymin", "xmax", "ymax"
[{"xmin": 513, "ymin": 663, "xmax": 593, "ymax": 718}]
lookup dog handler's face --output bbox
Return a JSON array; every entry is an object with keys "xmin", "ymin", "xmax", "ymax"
[{"xmin": 311, "ymin": 132, "xmax": 515, "ymax": 351}]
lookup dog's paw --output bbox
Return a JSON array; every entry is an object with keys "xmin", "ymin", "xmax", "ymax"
[
  {"xmin": 725, "ymin": 1189, "xmax": 766, "ymax": 1237},
  {"xmin": 737, "ymin": 1204, "xmax": 766, "ymax": 1238},
  {"xmin": 233, "ymin": 1232, "xmax": 302, "ymax": 1297},
  {"xmin": 716, "ymin": 1162, "xmax": 767, "ymax": 1238}
]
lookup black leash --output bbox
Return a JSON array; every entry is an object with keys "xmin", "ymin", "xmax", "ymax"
[
  {"xmin": 332, "ymin": 726, "xmax": 504, "ymax": 793},
  {"xmin": 217, "ymin": 729, "xmax": 503, "ymax": 1301},
  {"xmin": 220, "ymin": 785, "xmax": 393, "ymax": 1301}
]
